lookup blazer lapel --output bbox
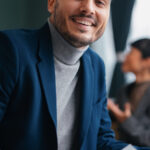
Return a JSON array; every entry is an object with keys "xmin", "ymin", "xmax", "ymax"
[
  {"xmin": 79, "ymin": 50, "xmax": 94, "ymax": 148},
  {"xmin": 36, "ymin": 24, "xmax": 94, "ymax": 145},
  {"xmin": 37, "ymin": 23, "xmax": 57, "ymax": 127}
]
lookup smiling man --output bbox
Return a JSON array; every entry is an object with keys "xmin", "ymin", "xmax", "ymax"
[
  {"xmin": 48, "ymin": 0, "xmax": 110, "ymax": 49},
  {"xmin": 0, "ymin": 0, "xmax": 149, "ymax": 150}
]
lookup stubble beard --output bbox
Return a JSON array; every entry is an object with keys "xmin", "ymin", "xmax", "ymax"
[{"xmin": 52, "ymin": 1, "xmax": 97, "ymax": 48}]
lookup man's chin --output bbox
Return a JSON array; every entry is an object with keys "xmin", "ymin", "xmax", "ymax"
[
  {"xmin": 69, "ymin": 39, "xmax": 92, "ymax": 48},
  {"xmin": 70, "ymin": 36, "xmax": 92, "ymax": 46},
  {"xmin": 61, "ymin": 31, "xmax": 92, "ymax": 48}
]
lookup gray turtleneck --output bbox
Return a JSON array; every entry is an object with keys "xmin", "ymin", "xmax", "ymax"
[{"xmin": 48, "ymin": 21, "xmax": 88, "ymax": 150}]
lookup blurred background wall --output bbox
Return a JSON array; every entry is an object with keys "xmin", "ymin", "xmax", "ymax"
[
  {"xmin": 0, "ymin": 0, "xmax": 150, "ymax": 98},
  {"xmin": 0, "ymin": 0, "xmax": 48, "ymax": 29}
]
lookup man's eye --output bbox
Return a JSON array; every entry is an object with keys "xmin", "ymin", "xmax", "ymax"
[{"xmin": 96, "ymin": 0, "xmax": 105, "ymax": 6}]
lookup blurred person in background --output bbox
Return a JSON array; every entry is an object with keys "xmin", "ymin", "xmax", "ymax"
[{"xmin": 108, "ymin": 38, "xmax": 150, "ymax": 146}]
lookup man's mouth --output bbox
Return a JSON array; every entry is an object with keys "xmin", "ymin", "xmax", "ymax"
[
  {"xmin": 71, "ymin": 17, "xmax": 96, "ymax": 27},
  {"xmin": 74, "ymin": 19, "xmax": 92, "ymax": 26}
]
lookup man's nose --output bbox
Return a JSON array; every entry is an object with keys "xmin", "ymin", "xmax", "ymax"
[{"xmin": 80, "ymin": 0, "xmax": 95, "ymax": 15}]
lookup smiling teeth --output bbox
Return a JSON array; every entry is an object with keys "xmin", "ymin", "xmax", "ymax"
[{"xmin": 76, "ymin": 20, "xmax": 92, "ymax": 26}]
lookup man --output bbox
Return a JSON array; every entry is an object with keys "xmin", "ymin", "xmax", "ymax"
[
  {"xmin": 0, "ymin": 0, "xmax": 149, "ymax": 150},
  {"xmin": 108, "ymin": 39, "xmax": 150, "ymax": 146}
]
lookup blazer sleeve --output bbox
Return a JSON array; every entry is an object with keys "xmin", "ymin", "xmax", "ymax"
[
  {"xmin": 97, "ymin": 95, "xmax": 129, "ymax": 150},
  {"xmin": 97, "ymin": 92, "xmax": 150, "ymax": 150},
  {"xmin": 0, "ymin": 31, "xmax": 19, "ymax": 122},
  {"xmin": 94, "ymin": 57, "xmax": 149, "ymax": 150},
  {"xmin": 93, "ymin": 57, "xmax": 128, "ymax": 150}
]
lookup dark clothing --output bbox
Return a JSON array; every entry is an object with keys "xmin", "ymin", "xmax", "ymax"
[
  {"xmin": 0, "ymin": 23, "xmax": 133, "ymax": 150},
  {"xmin": 129, "ymin": 82, "xmax": 150, "ymax": 112},
  {"xmin": 116, "ymin": 82, "xmax": 150, "ymax": 146}
]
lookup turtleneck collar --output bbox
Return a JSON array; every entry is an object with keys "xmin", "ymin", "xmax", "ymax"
[{"xmin": 48, "ymin": 19, "xmax": 88, "ymax": 65}]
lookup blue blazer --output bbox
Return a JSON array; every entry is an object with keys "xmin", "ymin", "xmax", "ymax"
[{"xmin": 0, "ymin": 23, "xmax": 148, "ymax": 150}]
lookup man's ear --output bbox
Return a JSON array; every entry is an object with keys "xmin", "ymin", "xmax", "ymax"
[{"xmin": 48, "ymin": 0, "xmax": 55, "ymax": 13}]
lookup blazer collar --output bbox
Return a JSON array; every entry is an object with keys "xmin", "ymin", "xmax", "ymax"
[
  {"xmin": 37, "ymin": 23, "xmax": 57, "ymax": 127},
  {"xmin": 79, "ymin": 50, "xmax": 94, "ymax": 148},
  {"xmin": 36, "ymin": 23, "xmax": 95, "ymax": 148}
]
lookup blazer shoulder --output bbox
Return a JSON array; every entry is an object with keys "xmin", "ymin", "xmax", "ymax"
[
  {"xmin": 0, "ymin": 28, "xmax": 38, "ymax": 47},
  {"xmin": 88, "ymin": 47, "xmax": 104, "ymax": 63},
  {"xmin": 84, "ymin": 47, "xmax": 106, "ymax": 92},
  {"xmin": 86, "ymin": 47, "xmax": 105, "ymax": 71}
]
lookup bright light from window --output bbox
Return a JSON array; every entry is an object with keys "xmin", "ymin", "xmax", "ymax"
[
  {"xmin": 125, "ymin": 0, "xmax": 150, "ymax": 83},
  {"xmin": 129, "ymin": 0, "xmax": 150, "ymax": 41}
]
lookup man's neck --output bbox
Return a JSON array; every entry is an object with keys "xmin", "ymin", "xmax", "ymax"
[
  {"xmin": 48, "ymin": 18, "xmax": 89, "ymax": 51},
  {"xmin": 48, "ymin": 19, "xmax": 88, "ymax": 65}
]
